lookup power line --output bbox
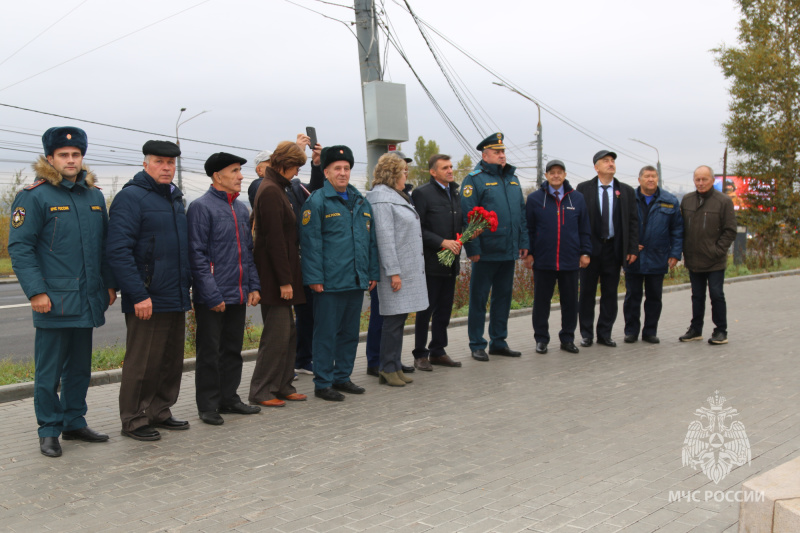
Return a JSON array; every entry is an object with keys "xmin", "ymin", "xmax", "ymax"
[
  {"xmin": 0, "ymin": 102, "xmax": 259, "ymax": 151},
  {"xmin": 0, "ymin": 0, "xmax": 89, "ymax": 68},
  {"xmin": 0, "ymin": 0, "xmax": 213, "ymax": 93}
]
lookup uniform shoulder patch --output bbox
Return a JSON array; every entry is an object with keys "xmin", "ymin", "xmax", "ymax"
[
  {"xmin": 463, "ymin": 185, "xmax": 474, "ymax": 197},
  {"xmin": 302, "ymin": 209, "xmax": 311, "ymax": 225},
  {"xmin": 23, "ymin": 179, "xmax": 46, "ymax": 191},
  {"xmin": 11, "ymin": 207, "xmax": 25, "ymax": 228}
]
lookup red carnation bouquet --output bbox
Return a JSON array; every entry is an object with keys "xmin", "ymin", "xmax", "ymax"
[{"xmin": 437, "ymin": 206, "xmax": 498, "ymax": 267}]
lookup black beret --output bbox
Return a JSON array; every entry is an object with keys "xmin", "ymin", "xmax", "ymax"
[
  {"xmin": 321, "ymin": 145, "xmax": 354, "ymax": 169},
  {"xmin": 390, "ymin": 150, "xmax": 413, "ymax": 163},
  {"xmin": 546, "ymin": 160, "xmax": 566, "ymax": 172},
  {"xmin": 476, "ymin": 132, "xmax": 505, "ymax": 151},
  {"xmin": 204, "ymin": 152, "xmax": 247, "ymax": 177},
  {"xmin": 143, "ymin": 140, "xmax": 181, "ymax": 158},
  {"xmin": 593, "ymin": 150, "xmax": 617, "ymax": 165},
  {"xmin": 42, "ymin": 126, "xmax": 88, "ymax": 156}
]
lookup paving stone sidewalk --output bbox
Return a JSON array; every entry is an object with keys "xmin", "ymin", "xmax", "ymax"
[{"xmin": 1, "ymin": 275, "xmax": 799, "ymax": 533}]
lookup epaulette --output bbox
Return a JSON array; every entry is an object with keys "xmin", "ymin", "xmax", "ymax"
[
  {"xmin": 23, "ymin": 179, "xmax": 46, "ymax": 190},
  {"xmin": 467, "ymin": 169, "xmax": 483, "ymax": 177}
]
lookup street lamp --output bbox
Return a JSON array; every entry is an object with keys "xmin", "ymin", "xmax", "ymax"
[
  {"xmin": 630, "ymin": 138, "xmax": 663, "ymax": 190},
  {"xmin": 175, "ymin": 107, "xmax": 209, "ymax": 191},
  {"xmin": 493, "ymin": 81, "xmax": 544, "ymax": 185}
]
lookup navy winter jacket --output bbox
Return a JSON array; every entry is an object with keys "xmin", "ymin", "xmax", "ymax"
[
  {"xmin": 624, "ymin": 187, "xmax": 683, "ymax": 275},
  {"xmin": 187, "ymin": 186, "xmax": 260, "ymax": 307},
  {"xmin": 525, "ymin": 180, "xmax": 591, "ymax": 271},
  {"xmin": 106, "ymin": 171, "xmax": 192, "ymax": 314}
]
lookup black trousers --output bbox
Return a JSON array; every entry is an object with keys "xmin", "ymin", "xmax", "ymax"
[
  {"xmin": 194, "ymin": 303, "xmax": 246, "ymax": 413},
  {"xmin": 380, "ymin": 313, "xmax": 408, "ymax": 372},
  {"xmin": 119, "ymin": 312, "xmax": 185, "ymax": 432},
  {"xmin": 623, "ymin": 273, "xmax": 664, "ymax": 337},
  {"xmin": 579, "ymin": 239, "xmax": 621, "ymax": 340},
  {"xmin": 293, "ymin": 285, "xmax": 315, "ymax": 371},
  {"xmin": 413, "ymin": 275, "xmax": 456, "ymax": 359},
  {"xmin": 532, "ymin": 269, "xmax": 579, "ymax": 344},
  {"xmin": 689, "ymin": 269, "xmax": 727, "ymax": 335}
]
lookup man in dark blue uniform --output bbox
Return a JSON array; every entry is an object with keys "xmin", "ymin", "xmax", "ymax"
[
  {"xmin": 460, "ymin": 133, "xmax": 529, "ymax": 361},
  {"xmin": 524, "ymin": 160, "xmax": 591, "ymax": 354},
  {"xmin": 300, "ymin": 145, "xmax": 380, "ymax": 401},
  {"xmin": 9, "ymin": 126, "xmax": 117, "ymax": 457}
]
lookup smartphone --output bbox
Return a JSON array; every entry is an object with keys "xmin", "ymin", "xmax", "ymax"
[{"xmin": 306, "ymin": 127, "xmax": 317, "ymax": 149}]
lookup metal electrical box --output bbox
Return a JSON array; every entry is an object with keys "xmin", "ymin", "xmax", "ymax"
[{"xmin": 363, "ymin": 81, "xmax": 409, "ymax": 144}]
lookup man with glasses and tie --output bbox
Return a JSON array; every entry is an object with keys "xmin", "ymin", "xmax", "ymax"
[{"xmin": 576, "ymin": 150, "xmax": 639, "ymax": 348}]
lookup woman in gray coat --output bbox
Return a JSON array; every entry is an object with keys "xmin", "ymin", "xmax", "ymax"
[{"xmin": 366, "ymin": 153, "xmax": 429, "ymax": 387}]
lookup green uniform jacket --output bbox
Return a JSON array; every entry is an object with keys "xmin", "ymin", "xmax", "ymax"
[
  {"xmin": 8, "ymin": 157, "xmax": 115, "ymax": 328},
  {"xmin": 299, "ymin": 181, "xmax": 379, "ymax": 292},
  {"xmin": 460, "ymin": 160, "xmax": 529, "ymax": 261}
]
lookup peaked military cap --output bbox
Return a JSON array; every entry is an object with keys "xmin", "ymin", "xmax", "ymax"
[
  {"xmin": 320, "ymin": 145, "xmax": 354, "ymax": 169},
  {"xmin": 42, "ymin": 126, "xmax": 88, "ymax": 156},
  {"xmin": 142, "ymin": 140, "xmax": 181, "ymax": 158},
  {"xmin": 476, "ymin": 132, "xmax": 505, "ymax": 151},
  {"xmin": 204, "ymin": 152, "xmax": 247, "ymax": 177}
]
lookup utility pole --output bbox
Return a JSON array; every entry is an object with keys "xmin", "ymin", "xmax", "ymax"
[
  {"xmin": 175, "ymin": 108, "xmax": 210, "ymax": 192},
  {"xmin": 354, "ymin": 0, "xmax": 385, "ymax": 185},
  {"xmin": 630, "ymin": 138, "xmax": 663, "ymax": 190},
  {"xmin": 492, "ymin": 82, "xmax": 544, "ymax": 185}
]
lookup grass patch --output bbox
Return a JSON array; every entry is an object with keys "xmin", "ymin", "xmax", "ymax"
[
  {"xmin": 1, "ymin": 256, "xmax": 798, "ymax": 386},
  {"xmin": 0, "ymin": 257, "xmax": 12, "ymax": 276}
]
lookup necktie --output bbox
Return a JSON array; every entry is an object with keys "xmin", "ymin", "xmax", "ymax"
[
  {"xmin": 554, "ymin": 190, "xmax": 560, "ymax": 201},
  {"xmin": 601, "ymin": 185, "xmax": 610, "ymax": 239}
]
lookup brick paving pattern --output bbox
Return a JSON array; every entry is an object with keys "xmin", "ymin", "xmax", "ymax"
[{"xmin": 1, "ymin": 275, "xmax": 799, "ymax": 532}]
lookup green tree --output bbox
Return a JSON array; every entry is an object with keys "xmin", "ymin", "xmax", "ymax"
[
  {"xmin": 1, "ymin": 169, "xmax": 26, "ymax": 259},
  {"xmin": 453, "ymin": 154, "xmax": 474, "ymax": 184},
  {"xmin": 410, "ymin": 136, "xmax": 440, "ymax": 187},
  {"xmin": 714, "ymin": 0, "xmax": 800, "ymax": 262}
]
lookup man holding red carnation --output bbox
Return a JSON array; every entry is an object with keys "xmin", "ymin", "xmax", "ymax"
[{"xmin": 460, "ymin": 133, "xmax": 529, "ymax": 361}]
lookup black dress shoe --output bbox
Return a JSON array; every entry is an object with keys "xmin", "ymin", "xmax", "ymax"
[
  {"xmin": 62, "ymin": 426, "xmax": 109, "ymax": 442},
  {"xmin": 121, "ymin": 425, "xmax": 161, "ymax": 441},
  {"xmin": 366, "ymin": 366, "xmax": 379, "ymax": 377},
  {"xmin": 315, "ymin": 387, "xmax": 345, "ymax": 401},
  {"xmin": 155, "ymin": 416, "xmax": 190, "ymax": 430},
  {"xmin": 624, "ymin": 334, "xmax": 638, "ymax": 344},
  {"xmin": 332, "ymin": 381, "xmax": 365, "ymax": 394},
  {"xmin": 219, "ymin": 402, "xmax": 261, "ymax": 415},
  {"xmin": 199, "ymin": 411, "xmax": 224, "ymax": 425},
  {"xmin": 560, "ymin": 342, "xmax": 580, "ymax": 354},
  {"xmin": 471, "ymin": 349, "xmax": 489, "ymax": 361},
  {"xmin": 400, "ymin": 364, "xmax": 415, "ymax": 373},
  {"xmin": 488, "ymin": 346, "xmax": 521, "ymax": 357},
  {"xmin": 580, "ymin": 338, "xmax": 593, "ymax": 347},
  {"xmin": 596, "ymin": 337, "xmax": 617, "ymax": 347},
  {"xmin": 429, "ymin": 354, "xmax": 462, "ymax": 367},
  {"xmin": 535, "ymin": 342, "xmax": 548, "ymax": 354},
  {"xmin": 39, "ymin": 436, "xmax": 62, "ymax": 457},
  {"xmin": 642, "ymin": 335, "xmax": 660, "ymax": 344}
]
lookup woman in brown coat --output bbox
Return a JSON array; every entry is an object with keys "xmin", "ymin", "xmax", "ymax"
[{"xmin": 249, "ymin": 141, "xmax": 308, "ymax": 407}]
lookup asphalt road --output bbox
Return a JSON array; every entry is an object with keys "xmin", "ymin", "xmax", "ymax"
[{"xmin": 0, "ymin": 283, "xmax": 264, "ymax": 363}]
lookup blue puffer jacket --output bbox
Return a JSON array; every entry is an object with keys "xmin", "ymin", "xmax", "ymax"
[
  {"xmin": 525, "ymin": 180, "xmax": 592, "ymax": 271},
  {"xmin": 106, "ymin": 171, "xmax": 192, "ymax": 314},
  {"xmin": 460, "ymin": 160, "xmax": 529, "ymax": 261},
  {"xmin": 187, "ymin": 186, "xmax": 260, "ymax": 307},
  {"xmin": 624, "ymin": 187, "xmax": 683, "ymax": 275}
]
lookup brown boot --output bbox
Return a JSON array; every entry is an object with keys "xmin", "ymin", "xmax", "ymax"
[
  {"xmin": 396, "ymin": 369, "xmax": 413, "ymax": 383},
  {"xmin": 414, "ymin": 357, "xmax": 433, "ymax": 371},
  {"xmin": 378, "ymin": 371, "xmax": 405, "ymax": 387},
  {"xmin": 430, "ymin": 354, "xmax": 462, "ymax": 367}
]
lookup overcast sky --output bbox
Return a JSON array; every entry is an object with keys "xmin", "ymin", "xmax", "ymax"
[{"xmin": 0, "ymin": 0, "xmax": 742, "ymax": 200}]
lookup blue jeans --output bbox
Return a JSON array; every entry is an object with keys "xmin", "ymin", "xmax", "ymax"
[{"xmin": 689, "ymin": 269, "xmax": 727, "ymax": 335}]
